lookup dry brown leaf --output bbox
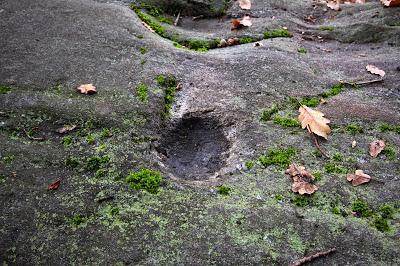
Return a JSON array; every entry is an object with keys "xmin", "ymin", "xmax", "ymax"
[
  {"xmin": 239, "ymin": 0, "xmax": 251, "ymax": 10},
  {"xmin": 48, "ymin": 180, "xmax": 61, "ymax": 190},
  {"xmin": 320, "ymin": 97, "xmax": 327, "ymax": 104},
  {"xmin": 286, "ymin": 164, "xmax": 318, "ymax": 195},
  {"xmin": 346, "ymin": 170, "xmax": 371, "ymax": 186},
  {"xmin": 298, "ymin": 105, "xmax": 331, "ymax": 139},
  {"xmin": 369, "ymin": 140, "xmax": 385, "ymax": 157},
  {"xmin": 231, "ymin": 15, "xmax": 252, "ymax": 30},
  {"xmin": 77, "ymin": 84, "xmax": 97, "ymax": 94},
  {"xmin": 56, "ymin": 125, "xmax": 77, "ymax": 134},
  {"xmin": 327, "ymin": 0, "xmax": 367, "ymax": 10},
  {"xmin": 327, "ymin": 0, "xmax": 340, "ymax": 10},
  {"xmin": 366, "ymin": 64, "xmax": 385, "ymax": 77},
  {"xmin": 381, "ymin": 0, "xmax": 400, "ymax": 6}
]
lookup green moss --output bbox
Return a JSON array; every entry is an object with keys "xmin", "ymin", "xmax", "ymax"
[
  {"xmin": 331, "ymin": 206, "xmax": 341, "ymax": 215},
  {"xmin": 2, "ymin": 155, "xmax": 14, "ymax": 164},
  {"xmin": 245, "ymin": 160, "xmax": 254, "ymax": 170},
  {"xmin": 158, "ymin": 75, "xmax": 177, "ymax": 119},
  {"xmin": 65, "ymin": 157, "xmax": 80, "ymax": 168},
  {"xmin": 332, "ymin": 152, "xmax": 343, "ymax": 162},
  {"xmin": 297, "ymin": 48, "xmax": 307, "ymax": 54},
  {"xmin": 95, "ymin": 169, "xmax": 106, "ymax": 178},
  {"xmin": 132, "ymin": 7, "xmax": 167, "ymax": 37},
  {"xmin": 319, "ymin": 26, "xmax": 335, "ymax": 31},
  {"xmin": 0, "ymin": 86, "xmax": 12, "ymax": 94},
  {"xmin": 320, "ymin": 83, "xmax": 343, "ymax": 98},
  {"xmin": 86, "ymin": 133, "xmax": 95, "ymax": 145},
  {"xmin": 184, "ymin": 39, "xmax": 218, "ymax": 52},
  {"xmin": 173, "ymin": 42, "xmax": 184, "ymax": 49},
  {"xmin": 300, "ymin": 97, "xmax": 319, "ymax": 107},
  {"xmin": 0, "ymin": 174, "xmax": 6, "ymax": 183},
  {"xmin": 138, "ymin": 2, "xmax": 174, "ymax": 24},
  {"xmin": 378, "ymin": 123, "xmax": 393, "ymax": 132},
  {"xmin": 264, "ymin": 28, "xmax": 292, "ymax": 39},
  {"xmin": 259, "ymin": 147, "xmax": 296, "ymax": 168},
  {"xmin": 345, "ymin": 124, "xmax": 363, "ymax": 135},
  {"xmin": 139, "ymin": 47, "xmax": 147, "ymax": 54},
  {"xmin": 260, "ymin": 105, "xmax": 279, "ymax": 121},
  {"xmin": 313, "ymin": 171, "xmax": 322, "ymax": 181},
  {"xmin": 373, "ymin": 216, "xmax": 390, "ymax": 232},
  {"xmin": 272, "ymin": 117, "xmax": 301, "ymax": 128},
  {"xmin": 136, "ymin": 82, "xmax": 148, "ymax": 102},
  {"xmin": 291, "ymin": 195, "xmax": 309, "ymax": 207},
  {"xmin": 100, "ymin": 128, "xmax": 112, "ymax": 139},
  {"xmin": 85, "ymin": 155, "xmax": 110, "ymax": 171},
  {"xmin": 217, "ymin": 185, "xmax": 231, "ymax": 196},
  {"xmin": 69, "ymin": 214, "xmax": 87, "ymax": 228},
  {"xmin": 239, "ymin": 36, "xmax": 256, "ymax": 44},
  {"xmin": 140, "ymin": 59, "xmax": 146, "ymax": 65},
  {"xmin": 379, "ymin": 205, "xmax": 395, "ymax": 219},
  {"xmin": 61, "ymin": 136, "xmax": 73, "ymax": 147},
  {"xmin": 352, "ymin": 200, "xmax": 372, "ymax": 217},
  {"xmin": 275, "ymin": 194, "xmax": 284, "ymax": 201},
  {"xmin": 382, "ymin": 145, "xmax": 395, "ymax": 160},
  {"xmin": 126, "ymin": 169, "xmax": 162, "ymax": 194},
  {"xmin": 312, "ymin": 149, "xmax": 322, "ymax": 158},
  {"xmin": 324, "ymin": 162, "xmax": 347, "ymax": 174}
]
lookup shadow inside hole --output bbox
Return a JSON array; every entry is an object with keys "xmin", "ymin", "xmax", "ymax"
[{"xmin": 157, "ymin": 116, "xmax": 230, "ymax": 180}]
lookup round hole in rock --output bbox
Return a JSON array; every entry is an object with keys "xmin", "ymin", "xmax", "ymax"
[{"xmin": 157, "ymin": 116, "xmax": 230, "ymax": 180}]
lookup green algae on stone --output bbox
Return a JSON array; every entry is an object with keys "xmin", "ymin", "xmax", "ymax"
[
  {"xmin": 139, "ymin": 47, "xmax": 147, "ymax": 54},
  {"xmin": 85, "ymin": 155, "xmax": 110, "ymax": 171},
  {"xmin": 126, "ymin": 169, "xmax": 162, "ymax": 194},
  {"xmin": 320, "ymin": 83, "xmax": 344, "ymax": 98},
  {"xmin": 260, "ymin": 105, "xmax": 279, "ymax": 121},
  {"xmin": 245, "ymin": 160, "xmax": 254, "ymax": 170},
  {"xmin": 319, "ymin": 26, "xmax": 335, "ymax": 31},
  {"xmin": 291, "ymin": 195, "xmax": 309, "ymax": 207},
  {"xmin": 259, "ymin": 147, "xmax": 296, "ymax": 168},
  {"xmin": 297, "ymin": 48, "xmax": 307, "ymax": 54},
  {"xmin": 157, "ymin": 75, "xmax": 177, "ymax": 119},
  {"xmin": 379, "ymin": 205, "xmax": 395, "ymax": 219},
  {"xmin": 65, "ymin": 157, "xmax": 80, "ymax": 168}
]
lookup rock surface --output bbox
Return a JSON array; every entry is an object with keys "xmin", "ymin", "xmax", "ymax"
[{"xmin": 1, "ymin": 0, "xmax": 399, "ymax": 265}]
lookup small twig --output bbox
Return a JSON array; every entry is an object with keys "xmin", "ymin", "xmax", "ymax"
[
  {"xmin": 340, "ymin": 78, "xmax": 383, "ymax": 86},
  {"xmin": 192, "ymin": 15, "xmax": 204, "ymax": 21},
  {"xmin": 23, "ymin": 128, "xmax": 45, "ymax": 141},
  {"xmin": 174, "ymin": 10, "xmax": 181, "ymax": 26},
  {"xmin": 307, "ymin": 126, "xmax": 329, "ymax": 158},
  {"xmin": 289, "ymin": 247, "xmax": 337, "ymax": 266}
]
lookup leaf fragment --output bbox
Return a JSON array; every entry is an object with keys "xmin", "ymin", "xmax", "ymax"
[
  {"xmin": 286, "ymin": 164, "xmax": 318, "ymax": 195},
  {"xmin": 77, "ymin": 84, "xmax": 97, "ymax": 94},
  {"xmin": 48, "ymin": 180, "xmax": 61, "ymax": 190},
  {"xmin": 56, "ymin": 125, "xmax": 77, "ymax": 134},
  {"xmin": 366, "ymin": 64, "xmax": 385, "ymax": 77},
  {"xmin": 239, "ymin": 0, "xmax": 251, "ymax": 10},
  {"xmin": 346, "ymin": 170, "xmax": 371, "ymax": 186},
  {"xmin": 369, "ymin": 140, "xmax": 385, "ymax": 157},
  {"xmin": 298, "ymin": 105, "xmax": 331, "ymax": 139}
]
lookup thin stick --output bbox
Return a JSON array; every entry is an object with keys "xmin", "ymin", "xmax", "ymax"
[
  {"xmin": 192, "ymin": 15, "xmax": 204, "ymax": 21},
  {"xmin": 307, "ymin": 126, "xmax": 329, "ymax": 158},
  {"xmin": 174, "ymin": 10, "xmax": 181, "ymax": 26},
  {"xmin": 340, "ymin": 78, "xmax": 383, "ymax": 86},
  {"xmin": 289, "ymin": 247, "xmax": 337, "ymax": 266},
  {"xmin": 23, "ymin": 128, "xmax": 45, "ymax": 141}
]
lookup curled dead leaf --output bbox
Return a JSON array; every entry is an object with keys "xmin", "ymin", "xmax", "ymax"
[
  {"xmin": 381, "ymin": 0, "xmax": 400, "ymax": 6},
  {"xmin": 298, "ymin": 105, "xmax": 331, "ymax": 139},
  {"xmin": 239, "ymin": 0, "xmax": 251, "ymax": 10},
  {"xmin": 48, "ymin": 180, "xmax": 61, "ymax": 190},
  {"xmin": 369, "ymin": 140, "xmax": 385, "ymax": 157},
  {"xmin": 77, "ymin": 84, "xmax": 97, "ymax": 94},
  {"xmin": 346, "ymin": 170, "xmax": 371, "ymax": 186},
  {"xmin": 286, "ymin": 164, "xmax": 318, "ymax": 195},
  {"xmin": 366, "ymin": 64, "xmax": 385, "ymax": 77}
]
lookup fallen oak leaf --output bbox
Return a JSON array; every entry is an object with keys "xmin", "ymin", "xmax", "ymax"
[
  {"xmin": 346, "ymin": 170, "xmax": 371, "ymax": 186},
  {"xmin": 231, "ymin": 15, "xmax": 252, "ymax": 30},
  {"xmin": 286, "ymin": 164, "xmax": 318, "ymax": 195},
  {"xmin": 77, "ymin": 84, "xmax": 97, "ymax": 94},
  {"xmin": 381, "ymin": 0, "xmax": 400, "ymax": 6},
  {"xmin": 48, "ymin": 180, "xmax": 61, "ymax": 190},
  {"xmin": 369, "ymin": 140, "xmax": 385, "ymax": 157},
  {"xmin": 366, "ymin": 64, "xmax": 385, "ymax": 77},
  {"xmin": 239, "ymin": 0, "xmax": 251, "ymax": 10},
  {"xmin": 298, "ymin": 105, "xmax": 331, "ymax": 139},
  {"xmin": 56, "ymin": 124, "xmax": 77, "ymax": 134}
]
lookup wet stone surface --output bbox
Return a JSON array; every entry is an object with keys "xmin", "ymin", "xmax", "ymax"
[{"xmin": 157, "ymin": 116, "xmax": 229, "ymax": 180}]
